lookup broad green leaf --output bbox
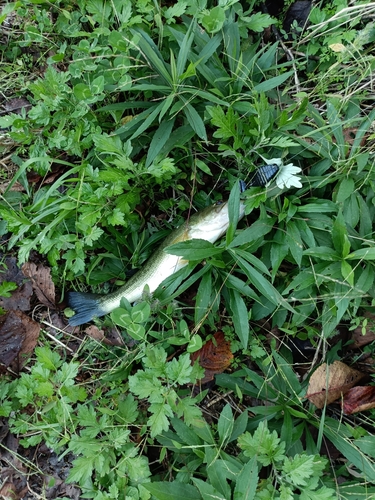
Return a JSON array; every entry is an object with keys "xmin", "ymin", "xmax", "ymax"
[
  {"xmin": 332, "ymin": 211, "xmax": 350, "ymax": 257},
  {"xmin": 207, "ymin": 463, "xmax": 232, "ymax": 499},
  {"xmin": 303, "ymin": 247, "xmax": 340, "ymax": 261},
  {"xmin": 286, "ymin": 221, "xmax": 303, "ymax": 266},
  {"xmin": 111, "ymin": 308, "xmax": 132, "ymax": 328},
  {"xmin": 146, "ymin": 118, "xmax": 175, "ymax": 167},
  {"xmin": 254, "ymin": 70, "xmax": 294, "ymax": 93},
  {"xmin": 347, "ymin": 247, "xmax": 375, "ymax": 261},
  {"xmin": 226, "ymin": 180, "xmax": 241, "ymax": 246},
  {"xmin": 336, "ymin": 177, "xmax": 355, "ymax": 203},
  {"xmin": 183, "ymin": 101, "xmax": 207, "ymax": 140},
  {"xmin": 236, "ymin": 255, "xmax": 294, "ymax": 312},
  {"xmin": 229, "ymin": 217, "xmax": 276, "ymax": 248},
  {"xmin": 217, "ymin": 404, "xmax": 234, "ymax": 447},
  {"xmin": 127, "ymin": 323, "xmax": 146, "ymax": 340},
  {"xmin": 229, "ymin": 288, "xmax": 249, "ymax": 349},
  {"xmin": 195, "ymin": 270, "xmax": 212, "ymax": 325},
  {"xmin": 131, "ymin": 302, "xmax": 151, "ymax": 323},
  {"xmin": 341, "ymin": 260, "xmax": 354, "ymax": 287},
  {"xmin": 166, "ymin": 239, "xmax": 222, "ymax": 260},
  {"xmin": 233, "ymin": 457, "xmax": 258, "ymax": 500},
  {"xmin": 192, "ymin": 478, "xmax": 227, "ymax": 500},
  {"xmin": 187, "ymin": 335, "xmax": 203, "ymax": 353},
  {"xmin": 144, "ymin": 482, "xmax": 200, "ymax": 500}
]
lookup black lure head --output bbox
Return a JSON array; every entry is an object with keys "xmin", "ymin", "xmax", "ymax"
[{"xmin": 248, "ymin": 164, "xmax": 280, "ymax": 187}]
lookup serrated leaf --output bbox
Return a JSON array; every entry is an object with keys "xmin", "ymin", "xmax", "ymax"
[
  {"xmin": 241, "ymin": 11, "xmax": 275, "ymax": 32},
  {"xmin": 148, "ymin": 402, "xmax": 173, "ymax": 437},
  {"xmin": 233, "ymin": 456, "xmax": 258, "ymax": 500}
]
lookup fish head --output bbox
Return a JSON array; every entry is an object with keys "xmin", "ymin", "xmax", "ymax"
[{"xmin": 188, "ymin": 201, "xmax": 233, "ymax": 243}]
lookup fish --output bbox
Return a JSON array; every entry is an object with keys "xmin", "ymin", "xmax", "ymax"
[
  {"xmin": 247, "ymin": 163, "xmax": 279, "ymax": 187},
  {"xmin": 68, "ymin": 194, "xmax": 246, "ymax": 326},
  {"xmin": 67, "ymin": 166, "xmax": 278, "ymax": 326}
]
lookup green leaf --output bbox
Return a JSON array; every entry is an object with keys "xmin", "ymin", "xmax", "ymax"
[
  {"xmin": 165, "ymin": 239, "xmax": 223, "ymax": 260},
  {"xmin": 146, "ymin": 118, "xmax": 176, "ymax": 167},
  {"xmin": 229, "ymin": 288, "xmax": 249, "ymax": 349},
  {"xmin": 236, "ymin": 255, "xmax": 294, "ymax": 313},
  {"xmin": 187, "ymin": 334, "xmax": 203, "ymax": 353},
  {"xmin": 144, "ymin": 482, "xmax": 200, "ymax": 500},
  {"xmin": 207, "ymin": 106, "xmax": 237, "ymax": 140},
  {"xmin": 182, "ymin": 101, "xmax": 207, "ymax": 141},
  {"xmin": 195, "ymin": 270, "xmax": 212, "ymax": 325},
  {"xmin": 132, "ymin": 29, "xmax": 173, "ymax": 86},
  {"xmin": 341, "ymin": 260, "xmax": 354, "ymax": 287},
  {"xmin": 111, "ymin": 308, "xmax": 132, "ymax": 328},
  {"xmin": 131, "ymin": 302, "xmax": 151, "ymax": 323},
  {"xmin": 226, "ymin": 180, "xmax": 241, "ymax": 246},
  {"xmin": 238, "ymin": 421, "xmax": 285, "ymax": 467},
  {"xmin": 332, "ymin": 211, "xmax": 350, "ymax": 257},
  {"xmin": 67, "ymin": 456, "xmax": 95, "ymax": 484},
  {"xmin": 0, "ymin": 281, "xmax": 17, "ymax": 298},
  {"xmin": 254, "ymin": 71, "xmax": 294, "ymax": 93},
  {"xmin": 229, "ymin": 217, "xmax": 276, "ymax": 248},
  {"xmin": 303, "ymin": 247, "xmax": 340, "ymax": 261},
  {"xmin": 347, "ymin": 247, "xmax": 375, "ymax": 261},
  {"xmin": 233, "ymin": 457, "xmax": 258, "ymax": 500},
  {"xmin": 201, "ymin": 6, "xmax": 225, "ymax": 34},
  {"xmin": 217, "ymin": 404, "xmax": 234, "ymax": 447},
  {"xmin": 148, "ymin": 402, "xmax": 174, "ymax": 437},
  {"xmin": 192, "ymin": 478, "xmax": 227, "ymax": 500},
  {"xmin": 166, "ymin": 354, "xmax": 193, "ymax": 385},
  {"xmin": 286, "ymin": 221, "xmax": 303, "ymax": 266},
  {"xmin": 241, "ymin": 12, "xmax": 275, "ymax": 32},
  {"xmin": 336, "ymin": 177, "xmax": 355, "ymax": 203}
]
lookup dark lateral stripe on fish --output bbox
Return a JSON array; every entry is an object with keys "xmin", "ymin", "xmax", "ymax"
[
  {"xmin": 248, "ymin": 164, "xmax": 279, "ymax": 187},
  {"xmin": 68, "ymin": 292, "xmax": 106, "ymax": 326}
]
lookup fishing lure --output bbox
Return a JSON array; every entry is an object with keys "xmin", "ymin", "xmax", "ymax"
[{"xmin": 247, "ymin": 163, "xmax": 279, "ymax": 187}]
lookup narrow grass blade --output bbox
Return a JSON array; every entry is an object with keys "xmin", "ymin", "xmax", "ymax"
[{"xmin": 132, "ymin": 28, "xmax": 173, "ymax": 86}]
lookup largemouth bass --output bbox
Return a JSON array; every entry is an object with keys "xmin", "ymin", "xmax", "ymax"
[
  {"xmin": 68, "ymin": 198, "xmax": 246, "ymax": 326},
  {"xmin": 67, "ymin": 166, "xmax": 279, "ymax": 326}
]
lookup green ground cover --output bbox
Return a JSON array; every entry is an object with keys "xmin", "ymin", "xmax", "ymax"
[{"xmin": 1, "ymin": 0, "xmax": 375, "ymax": 498}]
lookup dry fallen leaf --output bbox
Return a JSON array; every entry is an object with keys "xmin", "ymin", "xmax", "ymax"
[
  {"xmin": 306, "ymin": 361, "xmax": 365, "ymax": 409},
  {"xmin": 0, "ymin": 310, "xmax": 40, "ymax": 373},
  {"xmin": 22, "ymin": 262, "xmax": 56, "ymax": 309},
  {"xmin": 342, "ymin": 386, "xmax": 375, "ymax": 415},
  {"xmin": 190, "ymin": 331, "xmax": 233, "ymax": 384}
]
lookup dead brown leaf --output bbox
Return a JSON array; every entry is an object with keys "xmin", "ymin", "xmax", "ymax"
[
  {"xmin": 307, "ymin": 361, "xmax": 365, "ymax": 409},
  {"xmin": 190, "ymin": 331, "xmax": 233, "ymax": 384},
  {"xmin": 22, "ymin": 262, "xmax": 56, "ymax": 309},
  {"xmin": 342, "ymin": 386, "xmax": 375, "ymax": 415},
  {"xmin": 0, "ymin": 310, "xmax": 40, "ymax": 372}
]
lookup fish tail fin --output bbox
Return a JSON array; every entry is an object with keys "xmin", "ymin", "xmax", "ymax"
[{"xmin": 67, "ymin": 292, "xmax": 107, "ymax": 326}]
